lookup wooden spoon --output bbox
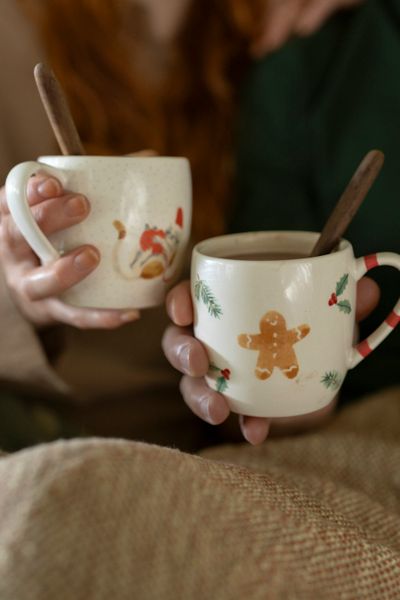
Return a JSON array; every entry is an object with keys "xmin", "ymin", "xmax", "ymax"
[
  {"xmin": 34, "ymin": 62, "xmax": 85, "ymax": 155},
  {"xmin": 310, "ymin": 149, "xmax": 385, "ymax": 257}
]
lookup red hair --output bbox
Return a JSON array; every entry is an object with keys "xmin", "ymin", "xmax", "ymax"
[{"xmin": 19, "ymin": 0, "xmax": 264, "ymax": 239}]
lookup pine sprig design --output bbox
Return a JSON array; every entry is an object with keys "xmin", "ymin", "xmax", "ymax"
[
  {"xmin": 321, "ymin": 370, "xmax": 341, "ymax": 390},
  {"xmin": 194, "ymin": 277, "xmax": 223, "ymax": 318}
]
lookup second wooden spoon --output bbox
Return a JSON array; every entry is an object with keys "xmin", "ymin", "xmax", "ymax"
[{"xmin": 310, "ymin": 149, "xmax": 385, "ymax": 257}]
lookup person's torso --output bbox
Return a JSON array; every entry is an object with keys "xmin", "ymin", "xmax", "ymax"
[{"xmin": 233, "ymin": 0, "xmax": 400, "ymax": 399}]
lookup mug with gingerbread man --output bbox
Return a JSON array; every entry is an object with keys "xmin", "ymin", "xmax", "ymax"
[{"xmin": 192, "ymin": 230, "xmax": 400, "ymax": 417}]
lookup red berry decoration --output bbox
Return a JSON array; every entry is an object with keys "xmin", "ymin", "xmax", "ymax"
[
  {"xmin": 328, "ymin": 293, "xmax": 338, "ymax": 306},
  {"xmin": 328, "ymin": 274, "xmax": 352, "ymax": 314},
  {"xmin": 175, "ymin": 207, "xmax": 183, "ymax": 228},
  {"xmin": 221, "ymin": 368, "xmax": 231, "ymax": 380}
]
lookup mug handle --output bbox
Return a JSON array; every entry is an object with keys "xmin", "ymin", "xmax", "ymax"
[
  {"xmin": 5, "ymin": 161, "xmax": 68, "ymax": 264},
  {"xmin": 348, "ymin": 252, "xmax": 400, "ymax": 369}
]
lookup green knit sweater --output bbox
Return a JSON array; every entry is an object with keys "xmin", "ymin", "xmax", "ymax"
[{"xmin": 233, "ymin": 0, "xmax": 399, "ymax": 399}]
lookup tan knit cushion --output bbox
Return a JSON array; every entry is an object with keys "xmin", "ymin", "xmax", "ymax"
[{"xmin": 0, "ymin": 386, "xmax": 399, "ymax": 599}]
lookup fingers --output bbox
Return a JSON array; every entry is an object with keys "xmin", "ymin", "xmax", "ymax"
[
  {"xmin": 0, "ymin": 173, "xmax": 63, "ymax": 216},
  {"xmin": 251, "ymin": 0, "xmax": 303, "ymax": 56},
  {"xmin": 251, "ymin": 0, "xmax": 363, "ymax": 57},
  {"xmin": 0, "ymin": 173, "xmax": 89, "ymax": 264},
  {"xmin": 165, "ymin": 323, "xmax": 271, "ymax": 442},
  {"xmin": 2, "ymin": 193, "xmax": 90, "ymax": 252},
  {"xmin": 44, "ymin": 298, "xmax": 140, "ymax": 329},
  {"xmin": 295, "ymin": 0, "xmax": 363, "ymax": 36},
  {"xmin": 239, "ymin": 415, "xmax": 271, "ymax": 445},
  {"xmin": 180, "ymin": 376, "xmax": 230, "ymax": 424},
  {"xmin": 166, "ymin": 280, "xmax": 193, "ymax": 326},
  {"xmin": 180, "ymin": 373, "xmax": 270, "ymax": 443},
  {"xmin": 162, "ymin": 325, "xmax": 209, "ymax": 376},
  {"xmin": 20, "ymin": 245, "xmax": 101, "ymax": 301},
  {"xmin": 356, "ymin": 276, "xmax": 380, "ymax": 322},
  {"xmin": 0, "ymin": 173, "xmax": 141, "ymax": 330}
]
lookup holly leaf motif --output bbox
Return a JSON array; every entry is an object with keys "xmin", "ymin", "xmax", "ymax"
[
  {"xmin": 337, "ymin": 300, "xmax": 352, "ymax": 314},
  {"xmin": 216, "ymin": 377, "xmax": 228, "ymax": 393},
  {"xmin": 335, "ymin": 274, "xmax": 349, "ymax": 297}
]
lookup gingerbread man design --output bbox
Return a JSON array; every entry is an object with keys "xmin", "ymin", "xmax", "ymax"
[{"xmin": 238, "ymin": 311, "xmax": 310, "ymax": 380}]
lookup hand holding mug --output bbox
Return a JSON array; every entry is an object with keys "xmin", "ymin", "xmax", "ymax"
[
  {"xmin": 3, "ymin": 154, "xmax": 192, "ymax": 326},
  {"xmin": 0, "ymin": 173, "xmax": 139, "ymax": 328},
  {"xmin": 162, "ymin": 230, "xmax": 399, "ymax": 445},
  {"xmin": 251, "ymin": 0, "xmax": 364, "ymax": 56}
]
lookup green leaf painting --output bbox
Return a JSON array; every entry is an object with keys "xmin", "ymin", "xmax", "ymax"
[
  {"xmin": 335, "ymin": 274, "xmax": 349, "ymax": 297},
  {"xmin": 208, "ymin": 364, "xmax": 231, "ymax": 394},
  {"xmin": 337, "ymin": 300, "xmax": 352, "ymax": 314},
  {"xmin": 194, "ymin": 276, "xmax": 223, "ymax": 318},
  {"xmin": 216, "ymin": 377, "xmax": 229, "ymax": 393},
  {"xmin": 329, "ymin": 273, "xmax": 352, "ymax": 315}
]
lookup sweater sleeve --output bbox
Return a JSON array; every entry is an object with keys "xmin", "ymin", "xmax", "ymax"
[
  {"xmin": 0, "ymin": 2, "xmax": 67, "ymax": 395},
  {"xmin": 0, "ymin": 0, "xmax": 55, "ymax": 183},
  {"xmin": 232, "ymin": 38, "xmax": 320, "ymax": 234},
  {"xmin": 0, "ymin": 265, "xmax": 68, "ymax": 394}
]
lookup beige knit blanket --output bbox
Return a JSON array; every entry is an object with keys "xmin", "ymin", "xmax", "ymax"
[{"xmin": 0, "ymin": 386, "xmax": 399, "ymax": 599}]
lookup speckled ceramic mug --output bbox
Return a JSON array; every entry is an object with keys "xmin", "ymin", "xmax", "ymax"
[
  {"xmin": 6, "ymin": 156, "xmax": 192, "ymax": 309},
  {"xmin": 192, "ymin": 231, "xmax": 400, "ymax": 418}
]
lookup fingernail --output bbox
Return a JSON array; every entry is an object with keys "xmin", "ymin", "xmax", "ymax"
[
  {"xmin": 120, "ymin": 310, "xmax": 140, "ymax": 322},
  {"xmin": 65, "ymin": 195, "xmax": 88, "ymax": 217},
  {"xmin": 207, "ymin": 395, "xmax": 229, "ymax": 425},
  {"xmin": 37, "ymin": 177, "xmax": 62, "ymax": 198},
  {"xmin": 241, "ymin": 424, "xmax": 251, "ymax": 444},
  {"xmin": 168, "ymin": 294, "xmax": 177, "ymax": 322},
  {"xmin": 239, "ymin": 415, "xmax": 252, "ymax": 444},
  {"xmin": 199, "ymin": 395, "xmax": 213, "ymax": 424},
  {"xmin": 73, "ymin": 248, "xmax": 100, "ymax": 271},
  {"xmin": 178, "ymin": 343, "xmax": 191, "ymax": 374}
]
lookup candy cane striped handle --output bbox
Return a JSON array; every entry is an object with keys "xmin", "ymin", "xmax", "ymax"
[{"xmin": 348, "ymin": 252, "xmax": 400, "ymax": 369}]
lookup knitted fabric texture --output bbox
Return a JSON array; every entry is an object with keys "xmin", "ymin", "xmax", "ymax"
[{"xmin": 0, "ymin": 386, "xmax": 399, "ymax": 599}]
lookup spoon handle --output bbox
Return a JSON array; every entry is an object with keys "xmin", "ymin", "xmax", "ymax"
[
  {"xmin": 310, "ymin": 150, "xmax": 385, "ymax": 257},
  {"xmin": 34, "ymin": 63, "xmax": 85, "ymax": 156}
]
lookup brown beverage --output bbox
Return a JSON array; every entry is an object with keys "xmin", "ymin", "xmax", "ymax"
[{"xmin": 226, "ymin": 251, "xmax": 308, "ymax": 260}]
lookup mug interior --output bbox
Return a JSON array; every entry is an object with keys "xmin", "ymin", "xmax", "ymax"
[{"xmin": 195, "ymin": 231, "xmax": 350, "ymax": 261}]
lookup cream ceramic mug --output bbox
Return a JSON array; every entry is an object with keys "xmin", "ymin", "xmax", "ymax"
[
  {"xmin": 192, "ymin": 231, "xmax": 400, "ymax": 418},
  {"xmin": 6, "ymin": 155, "xmax": 192, "ymax": 309}
]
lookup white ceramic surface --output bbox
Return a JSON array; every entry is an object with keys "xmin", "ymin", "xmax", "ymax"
[
  {"xmin": 6, "ymin": 156, "xmax": 192, "ymax": 309},
  {"xmin": 192, "ymin": 231, "xmax": 400, "ymax": 418}
]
